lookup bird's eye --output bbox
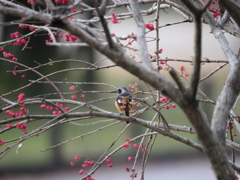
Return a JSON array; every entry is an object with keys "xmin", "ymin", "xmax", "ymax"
[
  {"xmin": 118, "ymin": 99, "xmax": 122, "ymax": 103},
  {"xmin": 117, "ymin": 89, "xmax": 122, "ymax": 94}
]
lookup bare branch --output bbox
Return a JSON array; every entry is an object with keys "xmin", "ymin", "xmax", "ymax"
[
  {"xmin": 199, "ymin": 63, "xmax": 228, "ymax": 82},
  {"xmin": 95, "ymin": 0, "xmax": 114, "ymax": 49},
  {"xmin": 169, "ymin": 68, "xmax": 186, "ymax": 93},
  {"xmin": 181, "ymin": 0, "xmax": 202, "ymax": 15},
  {"xmin": 0, "ymin": 4, "xmax": 52, "ymax": 24},
  {"xmin": 129, "ymin": 0, "xmax": 153, "ymax": 70},
  {"xmin": 180, "ymin": 0, "xmax": 205, "ymax": 100},
  {"xmin": 0, "ymin": 58, "xmax": 64, "ymax": 99}
]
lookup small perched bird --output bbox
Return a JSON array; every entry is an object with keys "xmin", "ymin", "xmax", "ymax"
[{"xmin": 115, "ymin": 87, "xmax": 132, "ymax": 123}]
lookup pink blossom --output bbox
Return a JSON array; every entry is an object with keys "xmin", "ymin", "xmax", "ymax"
[
  {"xmin": 19, "ymin": 24, "xmax": 28, "ymax": 29},
  {"xmin": 29, "ymin": 26, "xmax": 36, "ymax": 31},
  {"xmin": 133, "ymin": 144, "xmax": 139, "ymax": 149},
  {"xmin": 80, "ymin": 95, "xmax": 85, "ymax": 99},
  {"xmin": 79, "ymin": 169, "xmax": 84, "ymax": 174},
  {"xmin": 40, "ymin": 104, "xmax": 46, "ymax": 109},
  {"xmin": 23, "ymin": 129, "xmax": 28, "ymax": 134},
  {"xmin": 165, "ymin": 105, "xmax": 171, "ymax": 109},
  {"xmin": 180, "ymin": 66, "xmax": 185, "ymax": 71},
  {"xmin": 141, "ymin": 149, "xmax": 148, "ymax": 152},
  {"xmin": 122, "ymin": 143, "xmax": 130, "ymax": 148},
  {"xmin": 18, "ymin": 93, "xmax": 25, "ymax": 102},
  {"xmin": 6, "ymin": 124, "xmax": 13, "ymax": 128},
  {"xmin": 128, "ymin": 156, "xmax": 133, "ymax": 161},
  {"xmin": 111, "ymin": 13, "xmax": 118, "ymax": 24},
  {"xmin": 63, "ymin": 107, "xmax": 70, "ymax": 111},
  {"xmin": 160, "ymin": 96, "xmax": 168, "ymax": 102},
  {"xmin": 46, "ymin": 106, "xmax": 53, "ymax": 111},
  {"xmin": 74, "ymin": 155, "xmax": 80, "ymax": 160},
  {"xmin": 82, "ymin": 163, "xmax": 88, "ymax": 168},
  {"xmin": 145, "ymin": 23, "xmax": 154, "ymax": 31},
  {"xmin": 71, "ymin": 95, "xmax": 77, "ymax": 100},
  {"xmin": 105, "ymin": 157, "xmax": 111, "ymax": 163},
  {"xmin": 125, "ymin": 138, "xmax": 131, "ymax": 142},
  {"xmin": 108, "ymin": 163, "xmax": 113, "ymax": 167},
  {"xmin": 70, "ymin": 9, "xmax": 76, "ymax": 12},
  {"xmin": 126, "ymin": 167, "xmax": 130, "ymax": 172},
  {"xmin": 69, "ymin": 85, "xmax": 75, "ymax": 90},
  {"xmin": 0, "ymin": 140, "xmax": 4, "ymax": 146},
  {"xmin": 10, "ymin": 32, "xmax": 20, "ymax": 38}
]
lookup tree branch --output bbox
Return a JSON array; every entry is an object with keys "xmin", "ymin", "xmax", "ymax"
[
  {"xmin": 169, "ymin": 68, "xmax": 186, "ymax": 93},
  {"xmin": 129, "ymin": 0, "xmax": 153, "ymax": 70},
  {"xmin": 219, "ymin": 0, "xmax": 240, "ymax": 28},
  {"xmin": 189, "ymin": 1, "xmax": 240, "ymax": 147},
  {"xmin": 95, "ymin": 0, "xmax": 114, "ymax": 49},
  {"xmin": 181, "ymin": 0, "xmax": 210, "ymax": 100}
]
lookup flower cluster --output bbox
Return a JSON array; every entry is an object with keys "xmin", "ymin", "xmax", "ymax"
[
  {"xmin": 13, "ymin": 39, "xmax": 28, "ymax": 46},
  {"xmin": 10, "ymin": 32, "xmax": 20, "ymax": 38},
  {"xmin": 159, "ymin": 96, "xmax": 176, "ymax": 109},
  {"xmin": 45, "ymin": 33, "xmax": 53, "ymax": 43},
  {"xmin": 5, "ymin": 93, "xmax": 26, "ymax": 117},
  {"xmin": 19, "ymin": 24, "xmax": 28, "ymax": 29},
  {"xmin": 5, "ymin": 122, "xmax": 28, "ymax": 134},
  {"xmin": 40, "ymin": 102, "xmax": 70, "ymax": 115},
  {"xmin": 105, "ymin": 157, "xmax": 113, "ymax": 167},
  {"xmin": 164, "ymin": 104, "xmax": 176, "ymax": 109},
  {"xmin": 180, "ymin": 66, "xmax": 189, "ymax": 77},
  {"xmin": 69, "ymin": 155, "xmax": 95, "ymax": 179},
  {"xmin": 69, "ymin": 85, "xmax": 85, "ymax": 100},
  {"xmin": 6, "ymin": 108, "xmax": 26, "ymax": 118},
  {"xmin": 122, "ymin": 138, "xmax": 147, "ymax": 152},
  {"xmin": 55, "ymin": 0, "xmax": 68, "ymax": 4},
  {"xmin": 3, "ymin": 51, "xmax": 17, "ymax": 61},
  {"xmin": 203, "ymin": 0, "xmax": 221, "ymax": 18},
  {"xmin": 10, "ymin": 31, "xmax": 28, "ymax": 46},
  {"xmin": 64, "ymin": 33, "xmax": 78, "ymax": 42}
]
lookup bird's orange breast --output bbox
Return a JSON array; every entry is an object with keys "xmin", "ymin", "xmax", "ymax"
[{"xmin": 115, "ymin": 100, "xmax": 125, "ymax": 113}]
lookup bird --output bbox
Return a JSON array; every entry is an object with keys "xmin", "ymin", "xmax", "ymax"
[{"xmin": 115, "ymin": 87, "xmax": 132, "ymax": 123}]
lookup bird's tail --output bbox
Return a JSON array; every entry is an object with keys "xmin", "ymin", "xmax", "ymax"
[{"xmin": 124, "ymin": 110, "xmax": 129, "ymax": 123}]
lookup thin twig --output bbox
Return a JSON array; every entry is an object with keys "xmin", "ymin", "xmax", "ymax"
[{"xmin": 199, "ymin": 63, "xmax": 228, "ymax": 82}]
